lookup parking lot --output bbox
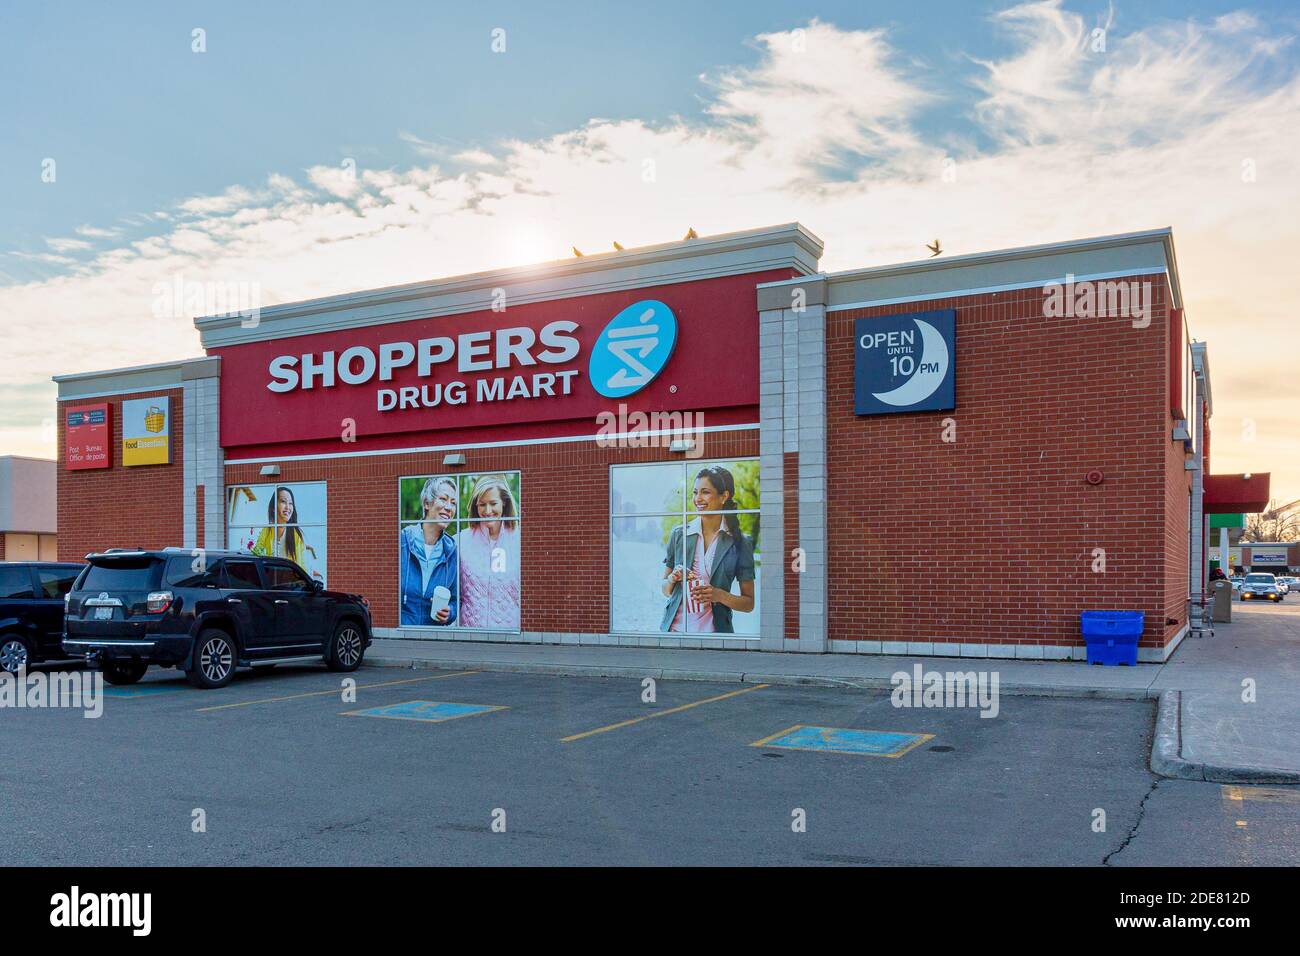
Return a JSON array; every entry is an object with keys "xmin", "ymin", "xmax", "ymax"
[{"xmin": 4, "ymin": 661, "xmax": 1299, "ymax": 866}]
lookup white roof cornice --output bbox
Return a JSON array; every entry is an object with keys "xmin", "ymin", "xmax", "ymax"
[
  {"xmin": 195, "ymin": 223, "xmax": 823, "ymax": 349},
  {"xmin": 765, "ymin": 228, "xmax": 1184, "ymax": 314}
]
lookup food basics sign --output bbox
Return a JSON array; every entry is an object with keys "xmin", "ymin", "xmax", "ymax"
[{"xmin": 122, "ymin": 397, "xmax": 171, "ymax": 466}]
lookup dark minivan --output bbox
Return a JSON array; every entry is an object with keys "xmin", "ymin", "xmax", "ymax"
[
  {"xmin": 0, "ymin": 561, "xmax": 84, "ymax": 674},
  {"xmin": 63, "ymin": 549, "xmax": 372, "ymax": 688}
]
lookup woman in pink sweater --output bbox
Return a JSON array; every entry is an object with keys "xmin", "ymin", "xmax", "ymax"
[{"xmin": 456, "ymin": 474, "xmax": 521, "ymax": 630}]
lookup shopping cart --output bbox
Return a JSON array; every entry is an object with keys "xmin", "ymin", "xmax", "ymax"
[{"xmin": 1187, "ymin": 592, "xmax": 1215, "ymax": 639}]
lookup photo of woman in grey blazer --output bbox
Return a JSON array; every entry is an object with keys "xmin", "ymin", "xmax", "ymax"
[{"xmin": 660, "ymin": 465, "xmax": 756, "ymax": 634}]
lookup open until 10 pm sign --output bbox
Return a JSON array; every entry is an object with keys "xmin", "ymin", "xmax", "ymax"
[
  {"xmin": 854, "ymin": 309, "xmax": 956, "ymax": 415},
  {"xmin": 122, "ymin": 397, "xmax": 171, "ymax": 466}
]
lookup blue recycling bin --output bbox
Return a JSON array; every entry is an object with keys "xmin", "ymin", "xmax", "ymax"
[{"xmin": 1080, "ymin": 611, "xmax": 1144, "ymax": 665}]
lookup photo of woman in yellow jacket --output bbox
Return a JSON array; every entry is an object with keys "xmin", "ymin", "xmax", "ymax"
[{"xmin": 247, "ymin": 485, "xmax": 320, "ymax": 576}]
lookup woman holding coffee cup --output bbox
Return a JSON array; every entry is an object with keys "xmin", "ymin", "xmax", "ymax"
[
  {"xmin": 457, "ymin": 474, "xmax": 521, "ymax": 629},
  {"xmin": 399, "ymin": 476, "xmax": 460, "ymax": 626},
  {"xmin": 660, "ymin": 465, "xmax": 755, "ymax": 634}
]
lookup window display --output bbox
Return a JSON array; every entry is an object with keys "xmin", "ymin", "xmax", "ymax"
[
  {"xmin": 226, "ymin": 482, "xmax": 328, "ymax": 584},
  {"xmin": 610, "ymin": 460, "xmax": 760, "ymax": 637},
  {"xmin": 398, "ymin": 472, "xmax": 522, "ymax": 630}
]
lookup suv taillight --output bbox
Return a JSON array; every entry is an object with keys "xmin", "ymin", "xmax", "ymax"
[{"xmin": 146, "ymin": 591, "xmax": 174, "ymax": 614}]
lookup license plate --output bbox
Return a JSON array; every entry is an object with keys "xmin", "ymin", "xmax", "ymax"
[{"xmin": 94, "ymin": 606, "xmax": 113, "ymax": 621}]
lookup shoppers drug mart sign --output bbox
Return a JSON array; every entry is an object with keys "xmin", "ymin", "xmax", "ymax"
[
  {"xmin": 854, "ymin": 309, "xmax": 956, "ymax": 416},
  {"xmin": 266, "ymin": 300, "xmax": 679, "ymax": 411},
  {"xmin": 265, "ymin": 319, "xmax": 583, "ymax": 412},
  {"xmin": 212, "ymin": 272, "xmax": 764, "ymax": 453},
  {"xmin": 589, "ymin": 300, "xmax": 677, "ymax": 398}
]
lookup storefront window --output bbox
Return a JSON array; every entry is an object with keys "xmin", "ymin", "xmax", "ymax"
[
  {"xmin": 610, "ymin": 460, "xmax": 760, "ymax": 637},
  {"xmin": 397, "ymin": 472, "xmax": 522, "ymax": 631},
  {"xmin": 226, "ymin": 481, "xmax": 328, "ymax": 584}
]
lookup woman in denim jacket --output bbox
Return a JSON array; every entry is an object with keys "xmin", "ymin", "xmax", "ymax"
[{"xmin": 399, "ymin": 476, "xmax": 459, "ymax": 626}]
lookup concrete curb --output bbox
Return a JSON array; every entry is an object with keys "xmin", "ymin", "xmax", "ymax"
[
  {"xmin": 364, "ymin": 655, "xmax": 1155, "ymax": 699},
  {"xmin": 1149, "ymin": 690, "xmax": 1300, "ymax": 785}
]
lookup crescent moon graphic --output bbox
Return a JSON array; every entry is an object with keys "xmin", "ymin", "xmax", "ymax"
[{"xmin": 871, "ymin": 319, "xmax": 949, "ymax": 406}]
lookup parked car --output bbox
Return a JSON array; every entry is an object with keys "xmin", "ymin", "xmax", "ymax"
[
  {"xmin": 0, "ymin": 561, "xmax": 84, "ymax": 674},
  {"xmin": 1276, "ymin": 579, "xmax": 1290, "ymax": 595},
  {"xmin": 1277, "ymin": 576, "xmax": 1300, "ymax": 593},
  {"xmin": 63, "ymin": 549, "xmax": 372, "ymax": 688},
  {"xmin": 1239, "ymin": 572, "xmax": 1283, "ymax": 603}
]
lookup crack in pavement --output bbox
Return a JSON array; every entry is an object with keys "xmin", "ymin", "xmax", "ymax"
[{"xmin": 1103, "ymin": 778, "xmax": 1162, "ymax": 865}]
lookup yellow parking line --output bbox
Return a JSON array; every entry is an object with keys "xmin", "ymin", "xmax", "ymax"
[
  {"xmin": 750, "ymin": 724, "xmax": 804, "ymax": 748},
  {"xmin": 1222, "ymin": 784, "xmax": 1300, "ymax": 806},
  {"xmin": 194, "ymin": 671, "xmax": 479, "ymax": 712},
  {"xmin": 561, "ymin": 684, "xmax": 768, "ymax": 743}
]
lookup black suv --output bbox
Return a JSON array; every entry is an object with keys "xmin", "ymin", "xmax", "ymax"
[
  {"xmin": 63, "ymin": 549, "xmax": 372, "ymax": 688},
  {"xmin": 0, "ymin": 561, "xmax": 84, "ymax": 674}
]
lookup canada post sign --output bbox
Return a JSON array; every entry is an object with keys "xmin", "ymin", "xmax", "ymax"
[{"xmin": 854, "ymin": 310, "xmax": 956, "ymax": 415}]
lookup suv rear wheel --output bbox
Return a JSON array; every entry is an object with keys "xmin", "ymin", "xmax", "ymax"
[
  {"xmin": 188, "ymin": 629, "xmax": 237, "ymax": 689},
  {"xmin": 102, "ymin": 660, "xmax": 148, "ymax": 685},
  {"xmin": 0, "ymin": 634, "xmax": 32, "ymax": 675},
  {"xmin": 326, "ymin": 620, "xmax": 365, "ymax": 672}
]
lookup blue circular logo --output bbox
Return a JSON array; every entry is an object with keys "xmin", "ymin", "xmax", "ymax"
[{"xmin": 589, "ymin": 299, "xmax": 678, "ymax": 398}]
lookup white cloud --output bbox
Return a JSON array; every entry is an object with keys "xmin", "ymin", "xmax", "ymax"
[
  {"xmin": 3, "ymin": 4, "xmax": 1299, "ymax": 500},
  {"xmin": 74, "ymin": 224, "xmax": 122, "ymax": 239},
  {"xmin": 453, "ymin": 149, "xmax": 500, "ymax": 167},
  {"xmin": 45, "ymin": 237, "xmax": 92, "ymax": 253}
]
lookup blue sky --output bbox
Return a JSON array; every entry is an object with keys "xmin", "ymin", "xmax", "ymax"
[
  {"xmin": 5, "ymin": 0, "xmax": 1295, "ymax": 270},
  {"xmin": 2, "ymin": 1, "xmax": 1299, "ymax": 499}
]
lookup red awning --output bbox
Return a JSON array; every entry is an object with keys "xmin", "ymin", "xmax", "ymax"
[{"xmin": 1204, "ymin": 472, "xmax": 1271, "ymax": 513}]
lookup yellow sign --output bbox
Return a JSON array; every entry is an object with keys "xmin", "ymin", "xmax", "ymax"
[
  {"xmin": 144, "ymin": 405, "xmax": 166, "ymax": 433},
  {"xmin": 122, "ymin": 397, "xmax": 171, "ymax": 466}
]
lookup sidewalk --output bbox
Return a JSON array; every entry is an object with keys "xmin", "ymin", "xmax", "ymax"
[
  {"xmin": 365, "ymin": 605, "xmax": 1300, "ymax": 784},
  {"xmin": 1149, "ymin": 604, "xmax": 1300, "ymax": 784}
]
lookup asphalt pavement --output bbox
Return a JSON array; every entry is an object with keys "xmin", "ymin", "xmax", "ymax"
[{"xmin": 2, "ymin": 664, "xmax": 1296, "ymax": 866}]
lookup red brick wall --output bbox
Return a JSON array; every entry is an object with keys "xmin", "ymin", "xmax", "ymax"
[
  {"xmin": 56, "ymin": 388, "xmax": 185, "ymax": 561},
  {"xmin": 225, "ymin": 430, "xmax": 760, "ymax": 632},
  {"xmin": 826, "ymin": 274, "xmax": 1184, "ymax": 649}
]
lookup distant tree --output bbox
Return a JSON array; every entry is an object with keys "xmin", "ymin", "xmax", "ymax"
[{"xmin": 1241, "ymin": 499, "xmax": 1300, "ymax": 542}]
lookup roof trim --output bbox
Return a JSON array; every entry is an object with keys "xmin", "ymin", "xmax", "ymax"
[
  {"xmin": 757, "ymin": 227, "xmax": 1184, "ymax": 311},
  {"xmin": 53, "ymin": 355, "xmax": 220, "ymax": 399},
  {"xmin": 195, "ymin": 223, "xmax": 824, "ymax": 349},
  {"xmin": 1191, "ymin": 340, "xmax": 1212, "ymax": 417}
]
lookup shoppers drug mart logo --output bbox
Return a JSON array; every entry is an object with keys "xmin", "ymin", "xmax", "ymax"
[
  {"xmin": 590, "ymin": 300, "xmax": 678, "ymax": 398},
  {"xmin": 853, "ymin": 309, "xmax": 956, "ymax": 416}
]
